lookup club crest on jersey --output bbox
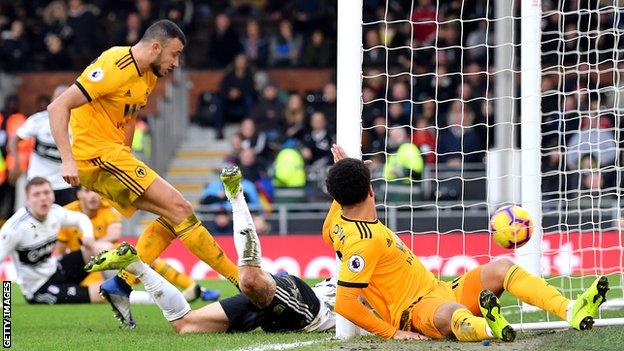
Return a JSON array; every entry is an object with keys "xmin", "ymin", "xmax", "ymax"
[
  {"xmin": 348, "ymin": 255, "xmax": 365, "ymax": 273},
  {"xmin": 87, "ymin": 68, "xmax": 104, "ymax": 82},
  {"xmin": 135, "ymin": 166, "xmax": 146, "ymax": 178}
]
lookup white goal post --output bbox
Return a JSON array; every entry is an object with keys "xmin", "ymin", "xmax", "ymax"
[{"xmin": 335, "ymin": 0, "xmax": 624, "ymax": 339}]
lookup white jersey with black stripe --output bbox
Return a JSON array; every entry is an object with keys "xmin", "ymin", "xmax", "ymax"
[
  {"xmin": 15, "ymin": 111, "xmax": 70, "ymax": 190},
  {"xmin": 0, "ymin": 205, "xmax": 91, "ymax": 299},
  {"xmin": 304, "ymin": 277, "xmax": 337, "ymax": 332}
]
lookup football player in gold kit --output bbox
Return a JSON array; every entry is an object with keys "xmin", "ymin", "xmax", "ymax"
[
  {"xmin": 323, "ymin": 145, "xmax": 608, "ymax": 342},
  {"xmin": 48, "ymin": 20, "xmax": 237, "ymax": 327}
]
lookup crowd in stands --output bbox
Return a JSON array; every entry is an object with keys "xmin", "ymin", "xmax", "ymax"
[
  {"xmin": 0, "ymin": 0, "xmax": 337, "ymax": 71},
  {"xmin": 2, "ymin": 0, "xmax": 624, "ymax": 224}
]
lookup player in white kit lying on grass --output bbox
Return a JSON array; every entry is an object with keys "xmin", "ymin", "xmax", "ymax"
[
  {"xmin": 85, "ymin": 166, "xmax": 336, "ymax": 333},
  {"xmin": 0, "ymin": 176, "xmax": 150, "ymax": 304}
]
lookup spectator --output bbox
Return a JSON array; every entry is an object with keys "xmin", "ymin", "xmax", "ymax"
[
  {"xmin": 224, "ymin": 133, "xmax": 243, "ymax": 165},
  {"xmin": 250, "ymin": 83, "xmax": 285, "ymax": 144},
  {"xmin": 218, "ymin": 54, "xmax": 256, "ymax": 130},
  {"xmin": 238, "ymin": 148, "xmax": 267, "ymax": 183},
  {"xmin": 362, "ymin": 29, "xmax": 385, "ymax": 67},
  {"xmin": 316, "ymin": 82, "xmax": 337, "ymax": 131},
  {"xmin": 209, "ymin": 208, "xmax": 233, "ymax": 235},
  {"xmin": 66, "ymin": 0, "xmax": 101, "ymax": 67},
  {"xmin": 364, "ymin": 116, "xmax": 387, "ymax": 154},
  {"xmin": 273, "ymin": 147, "xmax": 306, "ymax": 188},
  {"xmin": 362, "ymin": 86, "xmax": 384, "ymax": 128},
  {"xmin": 0, "ymin": 20, "xmax": 30, "ymax": 71},
  {"xmin": 252, "ymin": 214, "xmax": 270, "ymax": 234},
  {"xmin": 208, "ymin": 13, "xmax": 242, "ymax": 68},
  {"xmin": 269, "ymin": 19, "xmax": 303, "ymax": 67},
  {"xmin": 411, "ymin": 0, "xmax": 437, "ymax": 44},
  {"xmin": 42, "ymin": 1, "xmax": 71, "ymax": 42},
  {"xmin": 239, "ymin": 118, "xmax": 269, "ymax": 162},
  {"xmin": 412, "ymin": 118, "xmax": 436, "ymax": 164},
  {"xmin": 136, "ymin": 0, "xmax": 156, "ymax": 25},
  {"xmin": 437, "ymin": 102, "xmax": 485, "ymax": 166},
  {"xmin": 387, "ymin": 103, "xmax": 409, "ymax": 127},
  {"xmin": 301, "ymin": 111, "xmax": 333, "ymax": 167},
  {"xmin": 390, "ymin": 81, "xmax": 414, "ymax": 117},
  {"xmin": 302, "ymin": 29, "xmax": 333, "ymax": 67},
  {"xmin": 566, "ymin": 111, "xmax": 616, "ymax": 170},
  {"xmin": 42, "ymin": 33, "xmax": 71, "ymax": 70},
  {"xmin": 165, "ymin": 2, "xmax": 190, "ymax": 32},
  {"xmin": 113, "ymin": 11, "xmax": 143, "ymax": 46},
  {"xmin": 241, "ymin": 19, "xmax": 269, "ymax": 68},
  {"xmin": 283, "ymin": 93, "xmax": 307, "ymax": 140},
  {"xmin": 383, "ymin": 127, "xmax": 425, "ymax": 182}
]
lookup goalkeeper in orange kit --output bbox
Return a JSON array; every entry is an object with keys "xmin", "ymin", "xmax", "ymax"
[{"xmin": 323, "ymin": 145, "xmax": 608, "ymax": 342}]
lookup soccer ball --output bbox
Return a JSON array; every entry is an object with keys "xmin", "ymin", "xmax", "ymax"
[{"xmin": 489, "ymin": 205, "xmax": 533, "ymax": 249}]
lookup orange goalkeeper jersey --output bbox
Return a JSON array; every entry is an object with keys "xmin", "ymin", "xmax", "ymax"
[
  {"xmin": 71, "ymin": 46, "xmax": 157, "ymax": 160},
  {"xmin": 322, "ymin": 201, "xmax": 438, "ymax": 330}
]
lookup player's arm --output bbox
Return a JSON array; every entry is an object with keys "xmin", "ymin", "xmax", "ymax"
[
  {"xmin": 0, "ymin": 225, "xmax": 18, "ymax": 261},
  {"xmin": 59, "ymin": 207, "xmax": 95, "ymax": 248},
  {"xmin": 101, "ymin": 221, "xmax": 122, "ymax": 243},
  {"xmin": 7, "ymin": 114, "xmax": 39, "ymax": 184},
  {"xmin": 54, "ymin": 240, "xmax": 69, "ymax": 256},
  {"xmin": 48, "ymin": 85, "xmax": 89, "ymax": 186},
  {"xmin": 123, "ymin": 118, "xmax": 136, "ymax": 148},
  {"xmin": 334, "ymin": 238, "xmax": 398, "ymax": 338},
  {"xmin": 6, "ymin": 134, "xmax": 22, "ymax": 184},
  {"xmin": 335, "ymin": 285, "xmax": 398, "ymax": 338}
]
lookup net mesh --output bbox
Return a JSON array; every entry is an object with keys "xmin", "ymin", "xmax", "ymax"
[{"xmin": 360, "ymin": 0, "xmax": 624, "ymax": 323}]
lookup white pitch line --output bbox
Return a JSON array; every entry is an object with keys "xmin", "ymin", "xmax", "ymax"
[{"xmin": 233, "ymin": 337, "xmax": 332, "ymax": 351}]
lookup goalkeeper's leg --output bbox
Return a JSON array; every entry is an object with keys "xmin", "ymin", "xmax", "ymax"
[{"xmin": 475, "ymin": 259, "xmax": 608, "ymax": 330}]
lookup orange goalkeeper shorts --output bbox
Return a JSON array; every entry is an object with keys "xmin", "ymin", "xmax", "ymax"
[{"xmin": 410, "ymin": 266, "xmax": 484, "ymax": 339}]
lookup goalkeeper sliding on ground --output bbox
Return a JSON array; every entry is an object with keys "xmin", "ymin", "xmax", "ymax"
[
  {"xmin": 323, "ymin": 145, "xmax": 609, "ymax": 342},
  {"xmin": 84, "ymin": 166, "xmax": 335, "ymax": 333}
]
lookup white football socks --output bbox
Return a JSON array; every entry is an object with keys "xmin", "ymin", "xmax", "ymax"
[
  {"xmin": 129, "ymin": 290, "xmax": 153, "ymax": 304},
  {"xmin": 126, "ymin": 261, "xmax": 191, "ymax": 321},
  {"xmin": 229, "ymin": 192, "xmax": 262, "ymax": 267}
]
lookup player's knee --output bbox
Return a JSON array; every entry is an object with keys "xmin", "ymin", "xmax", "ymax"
[
  {"xmin": 494, "ymin": 258, "xmax": 515, "ymax": 281},
  {"xmin": 171, "ymin": 198, "xmax": 194, "ymax": 219}
]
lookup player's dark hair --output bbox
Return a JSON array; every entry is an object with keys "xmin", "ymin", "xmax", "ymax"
[
  {"xmin": 326, "ymin": 158, "xmax": 371, "ymax": 206},
  {"xmin": 25, "ymin": 177, "xmax": 51, "ymax": 194},
  {"xmin": 141, "ymin": 19, "xmax": 186, "ymax": 46}
]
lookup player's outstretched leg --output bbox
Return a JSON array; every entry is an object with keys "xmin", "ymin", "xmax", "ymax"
[
  {"xmin": 150, "ymin": 258, "xmax": 221, "ymax": 302},
  {"xmin": 99, "ymin": 276, "xmax": 137, "ymax": 328},
  {"xmin": 221, "ymin": 166, "xmax": 261, "ymax": 267},
  {"xmin": 569, "ymin": 276, "xmax": 609, "ymax": 330},
  {"xmin": 479, "ymin": 290, "xmax": 515, "ymax": 342},
  {"xmin": 85, "ymin": 242, "xmax": 139, "ymax": 272},
  {"xmin": 86, "ymin": 243, "xmax": 192, "ymax": 326},
  {"xmin": 222, "ymin": 166, "xmax": 275, "ymax": 307},
  {"xmin": 86, "ymin": 243, "xmax": 141, "ymax": 328}
]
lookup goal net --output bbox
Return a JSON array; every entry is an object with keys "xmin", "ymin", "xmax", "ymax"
[{"xmin": 336, "ymin": 0, "xmax": 624, "ymax": 336}]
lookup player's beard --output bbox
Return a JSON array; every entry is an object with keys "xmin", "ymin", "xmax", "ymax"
[{"xmin": 151, "ymin": 54, "xmax": 173, "ymax": 77}]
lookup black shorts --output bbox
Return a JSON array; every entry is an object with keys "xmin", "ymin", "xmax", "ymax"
[
  {"xmin": 54, "ymin": 187, "xmax": 78, "ymax": 206},
  {"xmin": 27, "ymin": 250, "xmax": 91, "ymax": 304},
  {"xmin": 220, "ymin": 274, "xmax": 320, "ymax": 332}
]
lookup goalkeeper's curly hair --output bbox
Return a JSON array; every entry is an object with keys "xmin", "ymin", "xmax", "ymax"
[{"xmin": 326, "ymin": 158, "xmax": 371, "ymax": 206}]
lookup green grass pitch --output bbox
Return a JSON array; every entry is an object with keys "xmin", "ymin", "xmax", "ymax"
[{"xmin": 7, "ymin": 276, "xmax": 624, "ymax": 351}]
